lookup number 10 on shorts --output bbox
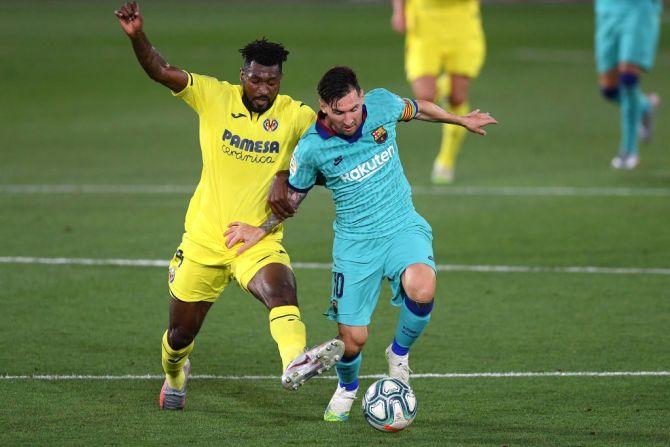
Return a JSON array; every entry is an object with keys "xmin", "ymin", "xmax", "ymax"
[{"xmin": 332, "ymin": 272, "xmax": 345, "ymax": 298}]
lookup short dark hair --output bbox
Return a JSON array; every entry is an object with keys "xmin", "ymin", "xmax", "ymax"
[
  {"xmin": 239, "ymin": 38, "xmax": 289, "ymax": 71},
  {"xmin": 317, "ymin": 66, "xmax": 360, "ymax": 106}
]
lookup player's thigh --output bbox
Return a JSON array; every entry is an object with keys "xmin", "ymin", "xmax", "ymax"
[
  {"xmin": 384, "ymin": 214, "xmax": 436, "ymax": 305},
  {"xmin": 405, "ymin": 34, "xmax": 442, "ymax": 84},
  {"xmin": 619, "ymin": 9, "xmax": 661, "ymax": 72},
  {"xmin": 168, "ymin": 247, "xmax": 230, "ymax": 303},
  {"xmin": 595, "ymin": 11, "xmax": 621, "ymax": 74},
  {"xmin": 326, "ymin": 237, "xmax": 384, "ymax": 327},
  {"xmin": 231, "ymin": 237, "xmax": 292, "ymax": 294},
  {"xmin": 445, "ymin": 20, "xmax": 486, "ymax": 79}
]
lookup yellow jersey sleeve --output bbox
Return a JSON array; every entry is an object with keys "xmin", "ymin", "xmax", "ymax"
[
  {"xmin": 293, "ymin": 102, "xmax": 317, "ymax": 139},
  {"xmin": 172, "ymin": 72, "xmax": 230, "ymax": 114}
]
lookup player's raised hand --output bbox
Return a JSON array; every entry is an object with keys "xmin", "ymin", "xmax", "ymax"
[
  {"xmin": 461, "ymin": 109, "xmax": 498, "ymax": 136},
  {"xmin": 268, "ymin": 171, "xmax": 295, "ymax": 219},
  {"xmin": 225, "ymin": 222, "xmax": 266, "ymax": 255},
  {"xmin": 115, "ymin": 1, "xmax": 143, "ymax": 38}
]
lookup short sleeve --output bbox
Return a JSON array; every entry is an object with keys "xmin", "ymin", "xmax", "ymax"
[
  {"xmin": 369, "ymin": 88, "xmax": 413, "ymax": 123},
  {"xmin": 288, "ymin": 141, "xmax": 317, "ymax": 192},
  {"xmin": 172, "ymin": 72, "xmax": 223, "ymax": 114},
  {"xmin": 293, "ymin": 103, "xmax": 317, "ymax": 138}
]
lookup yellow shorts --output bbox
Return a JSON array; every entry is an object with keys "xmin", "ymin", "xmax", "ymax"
[
  {"xmin": 167, "ymin": 234, "xmax": 291, "ymax": 302},
  {"xmin": 405, "ymin": 16, "xmax": 486, "ymax": 81}
]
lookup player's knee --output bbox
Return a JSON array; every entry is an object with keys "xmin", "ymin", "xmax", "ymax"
[
  {"xmin": 403, "ymin": 265, "xmax": 436, "ymax": 303},
  {"xmin": 264, "ymin": 281, "xmax": 298, "ymax": 308},
  {"xmin": 167, "ymin": 327, "xmax": 195, "ymax": 351},
  {"xmin": 601, "ymin": 86, "xmax": 619, "ymax": 102},
  {"xmin": 405, "ymin": 283, "xmax": 435, "ymax": 303},
  {"xmin": 620, "ymin": 72, "xmax": 639, "ymax": 88}
]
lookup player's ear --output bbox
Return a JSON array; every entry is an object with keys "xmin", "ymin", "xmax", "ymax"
[{"xmin": 319, "ymin": 98, "xmax": 328, "ymax": 114}]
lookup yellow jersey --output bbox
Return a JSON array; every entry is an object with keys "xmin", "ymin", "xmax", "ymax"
[
  {"xmin": 406, "ymin": 0, "xmax": 481, "ymax": 36},
  {"xmin": 173, "ymin": 72, "xmax": 316, "ymax": 256}
]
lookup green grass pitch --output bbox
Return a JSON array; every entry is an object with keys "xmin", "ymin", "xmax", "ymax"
[{"xmin": 1, "ymin": 1, "xmax": 669, "ymax": 445}]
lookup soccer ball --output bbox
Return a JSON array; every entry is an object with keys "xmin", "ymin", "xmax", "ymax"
[{"xmin": 361, "ymin": 378, "xmax": 417, "ymax": 432}]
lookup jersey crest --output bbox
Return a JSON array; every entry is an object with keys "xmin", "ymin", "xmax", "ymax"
[
  {"xmin": 371, "ymin": 126, "xmax": 388, "ymax": 144},
  {"xmin": 263, "ymin": 118, "xmax": 279, "ymax": 132}
]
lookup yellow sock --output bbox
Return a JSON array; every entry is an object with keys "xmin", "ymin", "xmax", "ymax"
[
  {"xmin": 269, "ymin": 305, "xmax": 307, "ymax": 371},
  {"xmin": 161, "ymin": 330, "xmax": 194, "ymax": 389},
  {"xmin": 436, "ymin": 102, "xmax": 469, "ymax": 169}
]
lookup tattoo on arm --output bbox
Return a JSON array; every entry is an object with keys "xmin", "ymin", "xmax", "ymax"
[
  {"xmin": 130, "ymin": 32, "xmax": 186, "ymax": 91},
  {"xmin": 260, "ymin": 190, "xmax": 308, "ymax": 233}
]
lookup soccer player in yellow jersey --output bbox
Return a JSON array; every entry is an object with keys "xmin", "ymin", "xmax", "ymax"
[
  {"xmin": 115, "ymin": 1, "xmax": 343, "ymax": 410},
  {"xmin": 391, "ymin": 0, "xmax": 486, "ymax": 183}
]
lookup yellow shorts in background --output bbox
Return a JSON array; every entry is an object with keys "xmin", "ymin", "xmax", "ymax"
[
  {"xmin": 167, "ymin": 234, "xmax": 292, "ymax": 302},
  {"xmin": 405, "ymin": 15, "xmax": 486, "ymax": 81}
]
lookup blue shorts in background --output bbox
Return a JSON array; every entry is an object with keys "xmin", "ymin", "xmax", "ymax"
[{"xmin": 325, "ymin": 213, "xmax": 436, "ymax": 326}]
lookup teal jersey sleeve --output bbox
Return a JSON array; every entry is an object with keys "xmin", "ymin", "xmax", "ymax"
[
  {"xmin": 288, "ymin": 139, "xmax": 318, "ymax": 192},
  {"xmin": 367, "ymin": 88, "xmax": 407, "ymax": 123}
]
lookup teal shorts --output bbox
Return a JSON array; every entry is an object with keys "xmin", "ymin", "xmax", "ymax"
[
  {"xmin": 325, "ymin": 213, "xmax": 436, "ymax": 326},
  {"xmin": 595, "ymin": 6, "xmax": 661, "ymax": 73}
]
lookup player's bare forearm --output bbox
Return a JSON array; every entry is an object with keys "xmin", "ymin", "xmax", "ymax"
[
  {"xmin": 414, "ymin": 99, "xmax": 498, "ymax": 136},
  {"xmin": 260, "ymin": 190, "xmax": 308, "ymax": 233},
  {"xmin": 414, "ymin": 100, "xmax": 464, "ymax": 125},
  {"xmin": 225, "ymin": 190, "xmax": 307, "ymax": 255},
  {"xmin": 115, "ymin": 2, "xmax": 187, "ymax": 92},
  {"xmin": 129, "ymin": 31, "xmax": 187, "ymax": 92}
]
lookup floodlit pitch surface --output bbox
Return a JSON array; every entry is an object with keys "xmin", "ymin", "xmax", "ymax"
[{"xmin": 1, "ymin": 1, "xmax": 669, "ymax": 445}]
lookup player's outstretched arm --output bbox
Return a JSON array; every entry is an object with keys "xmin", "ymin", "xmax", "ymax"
[
  {"xmin": 414, "ymin": 100, "xmax": 498, "ymax": 136},
  {"xmin": 115, "ymin": 1, "xmax": 187, "ymax": 92},
  {"xmin": 224, "ymin": 189, "xmax": 308, "ymax": 255},
  {"xmin": 391, "ymin": 0, "xmax": 407, "ymax": 34}
]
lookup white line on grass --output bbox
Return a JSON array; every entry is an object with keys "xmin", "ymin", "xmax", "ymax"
[
  {"xmin": 1, "ymin": 371, "xmax": 668, "ymax": 381},
  {"xmin": 1, "ymin": 256, "xmax": 669, "ymax": 276},
  {"xmin": 2, "ymin": 184, "xmax": 670, "ymax": 197}
]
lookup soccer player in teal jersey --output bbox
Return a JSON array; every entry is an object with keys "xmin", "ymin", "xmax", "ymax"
[
  {"xmin": 225, "ymin": 66, "xmax": 496, "ymax": 421},
  {"xmin": 595, "ymin": 0, "xmax": 662, "ymax": 169}
]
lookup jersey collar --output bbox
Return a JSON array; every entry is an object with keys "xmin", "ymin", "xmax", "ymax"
[{"xmin": 315, "ymin": 105, "xmax": 368, "ymax": 143}]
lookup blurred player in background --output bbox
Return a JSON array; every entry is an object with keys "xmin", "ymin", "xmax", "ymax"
[
  {"xmin": 115, "ymin": 1, "xmax": 343, "ymax": 410},
  {"xmin": 391, "ymin": 0, "xmax": 486, "ymax": 183},
  {"xmin": 225, "ymin": 66, "xmax": 496, "ymax": 421},
  {"xmin": 595, "ymin": 0, "xmax": 662, "ymax": 170}
]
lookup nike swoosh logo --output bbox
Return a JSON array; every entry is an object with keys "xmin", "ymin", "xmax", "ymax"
[
  {"xmin": 231, "ymin": 113, "xmax": 247, "ymax": 119},
  {"xmin": 334, "ymin": 156, "xmax": 343, "ymax": 166}
]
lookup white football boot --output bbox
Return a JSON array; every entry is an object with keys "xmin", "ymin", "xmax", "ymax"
[
  {"xmin": 611, "ymin": 154, "xmax": 626, "ymax": 170},
  {"xmin": 385, "ymin": 345, "xmax": 412, "ymax": 384},
  {"xmin": 281, "ymin": 338, "xmax": 344, "ymax": 390},
  {"xmin": 159, "ymin": 359, "xmax": 191, "ymax": 410},
  {"xmin": 324, "ymin": 384, "xmax": 358, "ymax": 422},
  {"xmin": 431, "ymin": 162, "xmax": 455, "ymax": 184},
  {"xmin": 623, "ymin": 154, "xmax": 640, "ymax": 170}
]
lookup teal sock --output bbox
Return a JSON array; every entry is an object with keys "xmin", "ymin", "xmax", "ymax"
[
  {"xmin": 336, "ymin": 352, "xmax": 362, "ymax": 389},
  {"xmin": 619, "ymin": 74, "xmax": 646, "ymax": 156},
  {"xmin": 393, "ymin": 298, "xmax": 434, "ymax": 350}
]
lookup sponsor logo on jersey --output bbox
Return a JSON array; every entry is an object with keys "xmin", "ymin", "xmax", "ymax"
[
  {"xmin": 263, "ymin": 118, "xmax": 279, "ymax": 132},
  {"xmin": 371, "ymin": 126, "xmax": 387, "ymax": 144},
  {"xmin": 340, "ymin": 145, "xmax": 394, "ymax": 183},
  {"xmin": 222, "ymin": 129, "xmax": 280, "ymax": 154}
]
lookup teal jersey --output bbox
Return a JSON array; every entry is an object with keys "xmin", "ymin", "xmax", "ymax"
[
  {"xmin": 288, "ymin": 88, "xmax": 418, "ymax": 240},
  {"xmin": 595, "ymin": 0, "xmax": 662, "ymax": 14}
]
